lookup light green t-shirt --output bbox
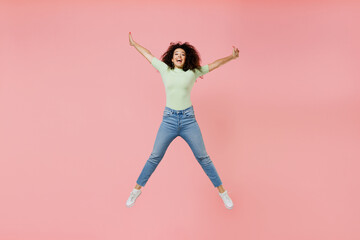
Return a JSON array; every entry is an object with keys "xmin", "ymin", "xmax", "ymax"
[{"xmin": 151, "ymin": 57, "xmax": 209, "ymax": 110}]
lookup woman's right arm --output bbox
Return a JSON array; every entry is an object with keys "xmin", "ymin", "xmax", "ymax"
[{"xmin": 129, "ymin": 32, "xmax": 154, "ymax": 63}]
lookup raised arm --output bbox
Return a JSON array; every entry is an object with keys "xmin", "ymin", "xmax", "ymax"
[
  {"xmin": 129, "ymin": 32, "xmax": 154, "ymax": 63},
  {"xmin": 208, "ymin": 46, "xmax": 239, "ymax": 72}
]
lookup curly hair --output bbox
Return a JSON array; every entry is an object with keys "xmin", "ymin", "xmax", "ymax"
[{"xmin": 161, "ymin": 41, "xmax": 203, "ymax": 73}]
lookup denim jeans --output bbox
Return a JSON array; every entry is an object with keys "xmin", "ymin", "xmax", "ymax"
[{"xmin": 136, "ymin": 105, "xmax": 223, "ymax": 188}]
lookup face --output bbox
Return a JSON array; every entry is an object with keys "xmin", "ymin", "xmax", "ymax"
[{"xmin": 171, "ymin": 48, "xmax": 186, "ymax": 69}]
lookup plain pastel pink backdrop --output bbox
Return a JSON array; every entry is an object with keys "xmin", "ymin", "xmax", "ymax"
[{"xmin": 0, "ymin": 0, "xmax": 359, "ymax": 240}]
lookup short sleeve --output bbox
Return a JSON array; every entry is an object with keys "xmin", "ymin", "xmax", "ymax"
[
  {"xmin": 151, "ymin": 57, "xmax": 169, "ymax": 74},
  {"xmin": 194, "ymin": 65, "xmax": 210, "ymax": 79}
]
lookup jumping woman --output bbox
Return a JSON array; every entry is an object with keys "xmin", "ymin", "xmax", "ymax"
[{"xmin": 126, "ymin": 32, "xmax": 239, "ymax": 209}]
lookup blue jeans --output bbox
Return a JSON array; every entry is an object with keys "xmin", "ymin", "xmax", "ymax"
[{"xmin": 136, "ymin": 105, "xmax": 223, "ymax": 188}]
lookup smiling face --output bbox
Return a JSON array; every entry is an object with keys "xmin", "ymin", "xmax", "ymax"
[{"xmin": 171, "ymin": 48, "xmax": 186, "ymax": 69}]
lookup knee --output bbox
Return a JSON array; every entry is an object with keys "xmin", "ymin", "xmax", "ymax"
[
  {"xmin": 197, "ymin": 154, "xmax": 212, "ymax": 165},
  {"xmin": 148, "ymin": 151, "xmax": 163, "ymax": 164}
]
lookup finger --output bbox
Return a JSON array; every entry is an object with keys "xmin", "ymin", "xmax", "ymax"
[{"xmin": 233, "ymin": 46, "xmax": 239, "ymax": 54}]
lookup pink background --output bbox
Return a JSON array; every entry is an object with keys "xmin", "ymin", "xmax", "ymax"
[{"xmin": 1, "ymin": 0, "xmax": 359, "ymax": 239}]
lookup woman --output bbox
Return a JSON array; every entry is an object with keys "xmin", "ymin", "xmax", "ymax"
[{"xmin": 126, "ymin": 32, "xmax": 239, "ymax": 209}]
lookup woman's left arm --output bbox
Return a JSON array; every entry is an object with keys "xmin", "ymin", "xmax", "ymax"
[{"xmin": 208, "ymin": 46, "xmax": 239, "ymax": 72}]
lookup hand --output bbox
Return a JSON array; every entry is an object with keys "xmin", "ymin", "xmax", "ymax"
[
  {"xmin": 232, "ymin": 46, "xmax": 239, "ymax": 59},
  {"xmin": 129, "ymin": 32, "xmax": 135, "ymax": 46}
]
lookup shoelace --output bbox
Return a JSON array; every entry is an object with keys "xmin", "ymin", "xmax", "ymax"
[
  {"xmin": 221, "ymin": 192, "xmax": 232, "ymax": 203},
  {"xmin": 129, "ymin": 192, "xmax": 137, "ymax": 201}
]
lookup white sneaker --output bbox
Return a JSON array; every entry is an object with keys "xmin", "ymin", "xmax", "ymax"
[
  {"xmin": 126, "ymin": 188, "xmax": 142, "ymax": 208},
  {"xmin": 219, "ymin": 190, "xmax": 233, "ymax": 209}
]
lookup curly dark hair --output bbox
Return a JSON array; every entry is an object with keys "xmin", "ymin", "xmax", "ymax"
[{"xmin": 161, "ymin": 41, "xmax": 203, "ymax": 73}]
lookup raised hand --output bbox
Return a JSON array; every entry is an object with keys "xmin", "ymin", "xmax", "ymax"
[
  {"xmin": 232, "ymin": 46, "xmax": 239, "ymax": 59},
  {"xmin": 129, "ymin": 32, "xmax": 135, "ymax": 46},
  {"xmin": 128, "ymin": 32, "xmax": 154, "ymax": 63}
]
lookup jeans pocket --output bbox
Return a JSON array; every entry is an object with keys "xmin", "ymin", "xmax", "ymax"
[
  {"xmin": 163, "ymin": 110, "xmax": 171, "ymax": 117},
  {"xmin": 185, "ymin": 110, "xmax": 195, "ymax": 118}
]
